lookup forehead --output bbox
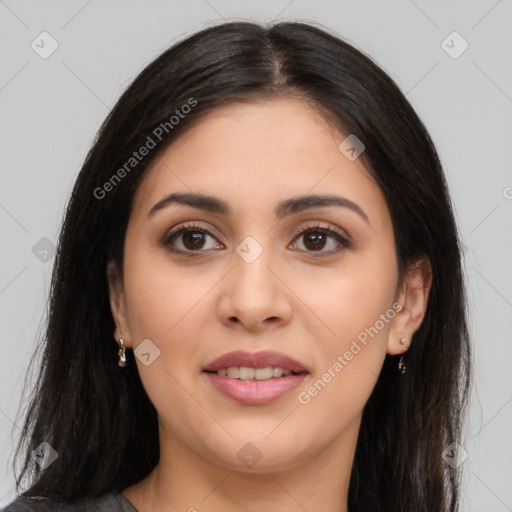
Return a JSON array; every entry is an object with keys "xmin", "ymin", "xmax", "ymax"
[{"xmin": 131, "ymin": 99, "xmax": 388, "ymax": 227}]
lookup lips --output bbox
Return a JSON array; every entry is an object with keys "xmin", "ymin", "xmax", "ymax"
[
  {"xmin": 202, "ymin": 350, "xmax": 309, "ymax": 405},
  {"xmin": 205, "ymin": 372, "xmax": 307, "ymax": 405},
  {"xmin": 202, "ymin": 350, "xmax": 309, "ymax": 374}
]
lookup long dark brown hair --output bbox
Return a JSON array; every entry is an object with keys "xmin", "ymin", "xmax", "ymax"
[{"xmin": 11, "ymin": 20, "xmax": 471, "ymax": 511}]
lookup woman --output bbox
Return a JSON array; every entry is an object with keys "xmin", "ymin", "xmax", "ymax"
[{"xmin": 5, "ymin": 20, "xmax": 471, "ymax": 512}]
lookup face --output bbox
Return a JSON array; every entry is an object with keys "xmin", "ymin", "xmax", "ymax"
[{"xmin": 108, "ymin": 98, "xmax": 427, "ymax": 473}]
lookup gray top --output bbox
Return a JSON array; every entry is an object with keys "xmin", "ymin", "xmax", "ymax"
[{"xmin": 2, "ymin": 492, "xmax": 138, "ymax": 511}]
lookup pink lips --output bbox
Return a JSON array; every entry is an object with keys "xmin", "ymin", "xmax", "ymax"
[
  {"xmin": 203, "ymin": 350, "xmax": 308, "ymax": 373},
  {"xmin": 203, "ymin": 350, "xmax": 309, "ymax": 405}
]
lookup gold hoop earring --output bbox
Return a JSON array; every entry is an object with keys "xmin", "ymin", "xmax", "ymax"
[{"xmin": 118, "ymin": 338, "xmax": 127, "ymax": 367}]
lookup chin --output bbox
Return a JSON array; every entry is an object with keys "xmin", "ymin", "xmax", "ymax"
[{"xmin": 201, "ymin": 435, "xmax": 312, "ymax": 474}]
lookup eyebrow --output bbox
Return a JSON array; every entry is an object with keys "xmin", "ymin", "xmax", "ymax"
[{"xmin": 147, "ymin": 192, "xmax": 369, "ymax": 224}]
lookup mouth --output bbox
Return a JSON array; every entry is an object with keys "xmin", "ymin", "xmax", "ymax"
[
  {"xmin": 204, "ymin": 366, "xmax": 306, "ymax": 379},
  {"xmin": 202, "ymin": 351, "xmax": 309, "ymax": 405}
]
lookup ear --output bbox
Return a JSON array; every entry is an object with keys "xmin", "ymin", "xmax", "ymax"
[
  {"xmin": 106, "ymin": 260, "xmax": 132, "ymax": 348},
  {"xmin": 387, "ymin": 256, "xmax": 432, "ymax": 355}
]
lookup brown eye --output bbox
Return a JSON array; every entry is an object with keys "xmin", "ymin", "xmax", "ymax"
[
  {"xmin": 180, "ymin": 230, "xmax": 207, "ymax": 250},
  {"xmin": 292, "ymin": 225, "xmax": 350, "ymax": 256},
  {"xmin": 302, "ymin": 231, "xmax": 328, "ymax": 251},
  {"xmin": 162, "ymin": 223, "xmax": 222, "ymax": 256}
]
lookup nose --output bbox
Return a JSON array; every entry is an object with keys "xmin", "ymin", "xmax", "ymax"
[{"xmin": 217, "ymin": 247, "xmax": 293, "ymax": 332}]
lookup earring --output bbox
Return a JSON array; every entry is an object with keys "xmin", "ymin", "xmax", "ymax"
[
  {"xmin": 398, "ymin": 337, "xmax": 407, "ymax": 373},
  {"xmin": 118, "ymin": 338, "xmax": 127, "ymax": 367}
]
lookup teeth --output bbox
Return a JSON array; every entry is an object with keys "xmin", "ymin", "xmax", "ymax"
[
  {"xmin": 272, "ymin": 367, "xmax": 284, "ymax": 378},
  {"xmin": 215, "ymin": 366, "xmax": 297, "ymax": 380},
  {"xmin": 227, "ymin": 367, "xmax": 239, "ymax": 379},
  {"xmin": 255, "ymin": 367, "xmax": 273, "ymax": 380},
  {"xmin": 239, "ymin": 367, "xmax": 255, "ymax": 380}
]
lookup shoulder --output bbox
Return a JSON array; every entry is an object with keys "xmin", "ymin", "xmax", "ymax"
[
  {"xmin": 2, "ymin": 492, "xmax": 138, "ymax": 512},
  {"xmin": 2, "ymin": 496, "xmax": 56, "ymax": 511}
]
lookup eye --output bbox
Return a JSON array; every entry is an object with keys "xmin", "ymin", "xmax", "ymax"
[
  {"xmin": 162, "ymin": 221, "xmax": 350, "ymax": 258},
  {"xmin": 162, "ymin": 222, "xmax": 223, "ymax": 256},
  {"xmin": 290, "ymin": 222, "xmax": 350, "ymax": 257}
]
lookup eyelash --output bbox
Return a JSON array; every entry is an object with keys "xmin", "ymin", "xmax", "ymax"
[{"xmin": 161, "ymin": 221, "xmax": 350, "ymax": 258}]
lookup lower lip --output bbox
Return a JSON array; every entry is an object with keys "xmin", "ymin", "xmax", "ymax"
[{"xmin": 204, "ymin": 372, "xmax": 307, "ymax": 405}]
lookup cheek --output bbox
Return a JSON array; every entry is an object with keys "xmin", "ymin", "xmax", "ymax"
[
  {"xmin": 294, "ymin": 276, "xmax": 395, "ymax": 433},
  {"xmin": 121, "ymin": 251, "xmax": 211, "ymax": 428},
  {"xmin": 123, "ymin": 244, "xmax": 207, "ymax": 338},
  {"xmin": 293, "ymin": 248, "xmax": 397, "ymax": 407},
  {"xmin": 121, "ymin": 247, "xmax": 214, "ymax": 389},
  {"xmin": 293, "ymin": 248, "xmax": 398, "ymax": 346}
]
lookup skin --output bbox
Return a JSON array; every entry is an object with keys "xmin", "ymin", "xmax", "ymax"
[{"xmin": 107, "ymin": 98, "xmax": 432, "ymax": 512}]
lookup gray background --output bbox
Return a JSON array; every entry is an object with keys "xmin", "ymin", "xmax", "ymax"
[{"xmin": 1, "ymin": 1, "xmax": 511, "ymax": 510}]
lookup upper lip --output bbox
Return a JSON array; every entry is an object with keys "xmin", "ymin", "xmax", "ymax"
[{"xmin": 203, "ymin": 350, "xmax": 309, "ymax": 373}]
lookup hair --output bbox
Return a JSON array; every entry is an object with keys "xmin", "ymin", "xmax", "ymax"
[{"xmin": 12, "ymin": 20, "xmax": 471, "ymax": 512}]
